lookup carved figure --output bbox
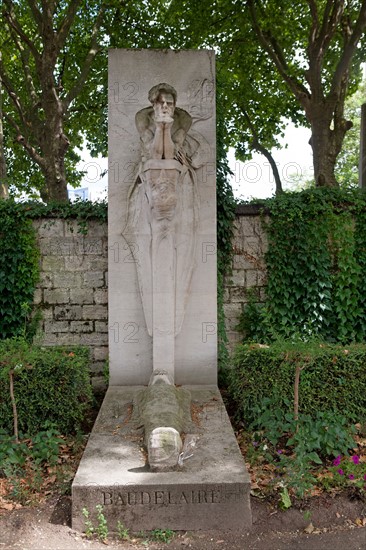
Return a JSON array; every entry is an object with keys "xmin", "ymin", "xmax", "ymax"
[
  {"xmin": 133, "ymin": 370, "xmax": 193, "ymax": 472},
  {"xmin": 127, "ymin": 83, "xmax": 208, "ymax": 379},
  {"xmin": 135, "ymin": 83, "xmax": 193, "ymax": 164}
]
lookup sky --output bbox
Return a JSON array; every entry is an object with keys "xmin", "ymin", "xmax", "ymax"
[
  {"xmin": 229, "ymin": 124, "xmax": 313, "ymax": 201},
  {"xmin": 71, "ymin": 122, "xmax": 313, "ymax": 202}
]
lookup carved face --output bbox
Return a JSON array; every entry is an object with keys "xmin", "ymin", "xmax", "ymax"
[{"xmin": 153, "ymin": 92, "xmax": 175, "ymax": 119}]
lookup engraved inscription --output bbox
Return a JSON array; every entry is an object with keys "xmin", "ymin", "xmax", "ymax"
[{"xmin": 101, "ymin": 488, "xmax": 243, "ymax": 506}]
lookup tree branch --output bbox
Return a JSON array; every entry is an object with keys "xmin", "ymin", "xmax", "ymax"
[
  {"xmin": 316, "ymin": 0, "xmax": 344, "ymax": 57},
  {"xmin": 27, "ymin": 0, "xmax": 43, "ymax": 33},
  {"xmin": 3, "ymin": 0, "xmax": 40, "ymax": 64},
  {"xmin": 63, "ymin": 6, "xmax": 105, "ymax": 109},
  {"xmin": 242, "ymin": 108, "xmax": 283, "ymax": 195},
  {"xmin": 4, "ymin": 112, "xmax": 45, "ymax": 168},
  {"xmin": 330, "ymin": 0, "xmax": 366, "ymax": 97},
  {"xmin": 247, "ymin": 0, "xmax": 310, "ymax": 107},
  {"xmin": 0, "ymin": 66, "xmax": 29, "ymax": 131},
  {"xmin": 56, "ymin": 0, "xmax": 83, "ymax": 53},
  {"xmin": 9, "ymin": 370, "xmax": 19, "ymax": 443},
  {"xmin": 307, "ymin": 0, "xmax": 320, "ymax": 43},
  {"xmin": 7, "ymin": 27, "xmax": 40, "ymax": 109}
]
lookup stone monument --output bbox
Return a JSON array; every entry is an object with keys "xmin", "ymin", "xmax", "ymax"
[
  {"xmin": 107, "ymin": 49, "xmax": 217, "ymax": 386},
  {"xmin": 72, "ymin": 49, "xmax": 251, "ymax": 532}
]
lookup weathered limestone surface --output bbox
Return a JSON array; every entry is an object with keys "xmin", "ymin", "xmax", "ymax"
[
  {"xmin": 108, "ymin": 49, "xmax": 217, "ymax": 385},
  {"xmin": 32, "ymin": 208, "xmax": 268, "ymax": 372},
  {"xmin": 33, "ymin": 218, "xmax": 108, "ymax": 375}
]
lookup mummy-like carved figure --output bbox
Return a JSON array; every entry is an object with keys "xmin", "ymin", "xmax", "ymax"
[{"xmin": 127, "ymin": 83, "xmax": 206, "ymax": 381}]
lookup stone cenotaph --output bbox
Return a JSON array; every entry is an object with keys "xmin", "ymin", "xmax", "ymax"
[{"xmin": 72, "ymin": 49, "xmax": 251, "ymax": 532}]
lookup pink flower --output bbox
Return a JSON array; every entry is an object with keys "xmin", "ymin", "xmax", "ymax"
[
  {"xmin": 333, "ymin": 455, "xmax": 341, "ymax": 466},
  {"xmin": 363, "ymin": 474, "xmax": 366, "ymax": 481},
  {"xmin": 351, "ymin": 455, "xmax": 360, "ymax": 465},
  {"xmin": 348, "ymin": 474, "xmax": 355, "ymax": 480},
  {"xmin": 338, "ymin": 469, "xmax": 344, "ymax": 476}
]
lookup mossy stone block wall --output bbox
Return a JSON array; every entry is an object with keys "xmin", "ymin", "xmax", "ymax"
[
  {"xmin": 33, "ymin": 218, "xmax": 108, "ymax": 375},
  {"xmin": 33, "ymin": 206, "xmax": 266, "ymax": 375},
  {"xmin": 223, "ymin": 205, "xmax": 268, "ymax": 351}
]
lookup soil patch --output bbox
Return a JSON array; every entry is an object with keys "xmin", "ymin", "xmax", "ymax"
[{"xmin": 0, "ymin": 491, "xmax": 365, "ymax": 550}]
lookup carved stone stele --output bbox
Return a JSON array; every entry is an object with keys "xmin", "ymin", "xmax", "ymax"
[
  {"xmin": 127, "ymin": 83, "xmax": 205, "ymax": 380},
  {"xmin": 108, "ymin": 49, "xmax": 217, "ymax": 385}
]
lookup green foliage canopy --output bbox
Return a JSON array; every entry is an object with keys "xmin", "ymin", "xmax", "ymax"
[
  {"xmin": 162, "ymin": 0, "xmax": 366, "ymax": 188},
  {"xmin": 0, "ymin": 0, "xmax": 163, "ymax": 201}
]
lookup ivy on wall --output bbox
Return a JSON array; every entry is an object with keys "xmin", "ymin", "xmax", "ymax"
[
  {"xmin": 240, "ymin": 188, "xmax": 366, "ymax": 344},
  {"xmin": 0, "ymin": 200, "xmax": 40, "ymax": 339},
  {"xmin": 0, "ymin": 199, "xmax": 108, "ymax": 340},
  {"xmin": 23, "ymin": 199, "xmax": 108, "ymax": 234}
]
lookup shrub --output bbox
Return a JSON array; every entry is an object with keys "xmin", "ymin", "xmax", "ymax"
[
  {"xmin": 228, "ymin": 340, "xmax": 366, "ymax": 425},
  {"xmin": 0, "ymin": 338, "xmax": 92, "ymax": 435}
]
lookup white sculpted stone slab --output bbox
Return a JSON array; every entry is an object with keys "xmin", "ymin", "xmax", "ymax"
[{"xmin": 108, "ymin": 50, "xmax": 216, "ymax": 385}]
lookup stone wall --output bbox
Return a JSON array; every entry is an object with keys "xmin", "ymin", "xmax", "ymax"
[
  {"xmin": 33, "ymin": 218, "xmax": 108, "ymax": 375},
  {"xmin": 223, "ymin": 205, "xmax": 268, "ymax": 351},
  {"xmin": 33, "ymin": 206, "xmax": 267, "ymax": 374}
]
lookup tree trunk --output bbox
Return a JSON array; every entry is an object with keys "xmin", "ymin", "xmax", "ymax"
[
  {"xmin": 308, "ymin": 103, "xmax": 350, "ymax": 188},
  {"xmin": 40, "ymin": 133, "xmax": 70, "ymax": 202},
  {"xmin": 310, "ymin": 122, "xmax": 339, "ymax": 187},
  {"xmin": 1, "ymin": 0, "xmax": 105, "ymax": 202},
  {"xmin": 38, "ymin": 69, "xmax": 70, "ymax": 202}
]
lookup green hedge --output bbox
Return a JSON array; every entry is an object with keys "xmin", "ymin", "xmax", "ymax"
[
  {"xmin": 228, "ymin": 340, "xmax": 366, "ymax": 424},
  {"xmin": 0, "ymin": 339, "xmax": 92, "ymax": 435}
]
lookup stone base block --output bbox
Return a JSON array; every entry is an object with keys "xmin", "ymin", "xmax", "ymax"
[{"xmin": 72, "ymin": 385, "xmax": 251, "ymax": 532}]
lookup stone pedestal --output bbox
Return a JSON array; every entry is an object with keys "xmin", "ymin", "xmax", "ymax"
[{"xmin": 72, "ymin": 386, "xmax": 251, "ymax": 532}]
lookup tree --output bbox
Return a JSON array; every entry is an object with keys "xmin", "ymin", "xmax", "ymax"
[
  {"xmin": 1, "ymin": 1, "xmax": 168, "ymax": 201},
  {"xmin": 0, "ymin": 0, "xmax": 109, "ymax": 201},
  {"xmin": 162, "ymin": 0, "xmax": 366, "ymax": 189},
  {"xmin": 160, "ymin": 1, "xmax": 303, "ymax": 193},
  {"xmin": 247, "ymin": 0, "xmax": 366, "ymax": 188}
]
